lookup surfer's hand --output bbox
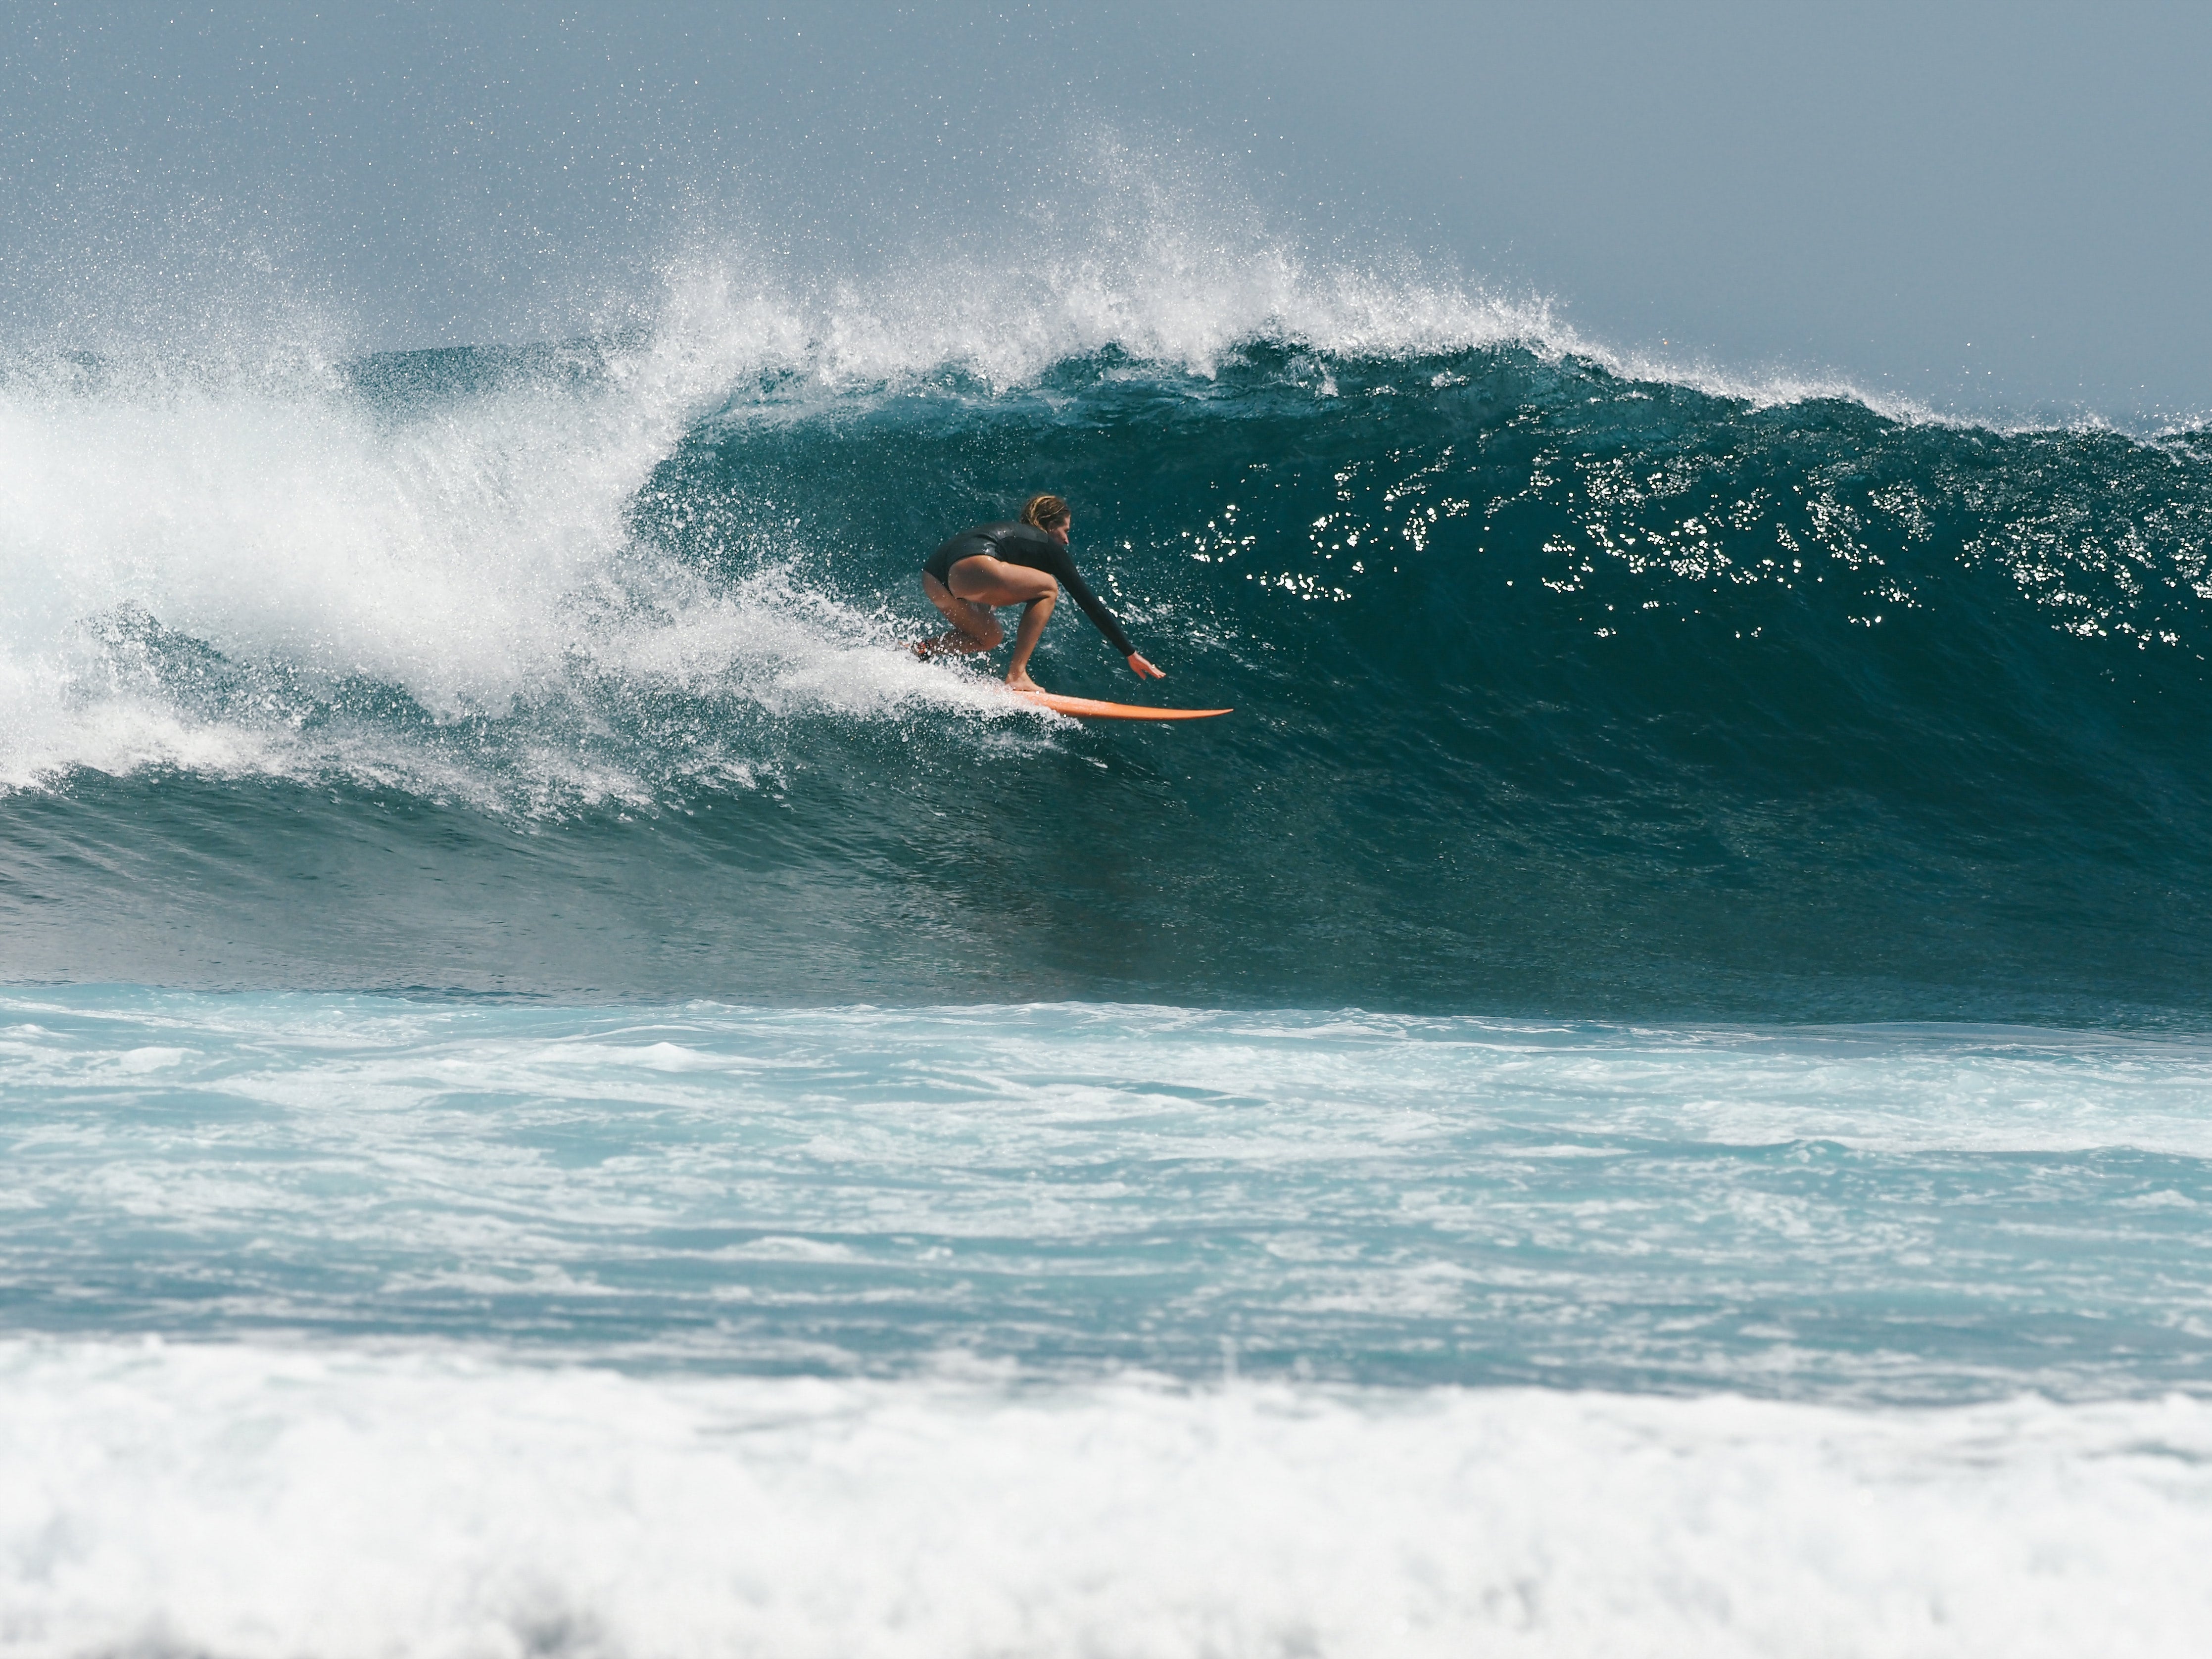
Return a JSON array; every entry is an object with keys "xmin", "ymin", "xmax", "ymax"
[{"xmin": 1127, "ymin": 653, "xmax": 1165, "ymax": 679}]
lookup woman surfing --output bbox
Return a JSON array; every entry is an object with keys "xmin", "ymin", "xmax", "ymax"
[{"xmin": 914, "ymin": 494, "xmax": 1164, "ymax": 692}]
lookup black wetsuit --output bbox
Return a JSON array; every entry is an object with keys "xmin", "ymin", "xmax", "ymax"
[{"xmin": 924, "ymin": 522, "xmax": 1136, "ymax": 658}]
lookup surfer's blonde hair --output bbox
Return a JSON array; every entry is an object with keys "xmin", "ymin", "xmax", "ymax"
[{"xmin": 1020, "ymin": 493, "xmax": 1071, "ymax": 531}]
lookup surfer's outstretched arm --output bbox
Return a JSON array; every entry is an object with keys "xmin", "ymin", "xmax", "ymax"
[
  {"xmin": 1040, "ymin": 550, "xmax": 1135, "ymax": 655},
  {"xmin": 1035, "ymin": 544, "xmax": 1162, "ymax": 678}
]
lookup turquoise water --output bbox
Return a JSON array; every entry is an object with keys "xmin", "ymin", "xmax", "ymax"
[
  {"xmin": 8, "ymin": 991, "xmax": 2212, "ymax": 1401},
  {"xmin": 5, "ymin": 255, "xmax": 2212, "ymax": 1654}
]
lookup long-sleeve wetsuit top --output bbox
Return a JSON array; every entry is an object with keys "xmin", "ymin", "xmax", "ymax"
[{"xmin": 924, "ymin": 522, "xmax": 1136, "ymax": 658}]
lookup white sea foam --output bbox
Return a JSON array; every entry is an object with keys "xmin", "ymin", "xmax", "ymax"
[
  {"xmin": 0, "ymin": 1338, "xmax": 2206, "ymax": 1659},
  {"xmin": 0, "ymin": 326, "xmax": 1025, "ymax": 802},
  {"xmin": 8, "ymin": 997, "xmax": 2212, "ymax": 1648}
]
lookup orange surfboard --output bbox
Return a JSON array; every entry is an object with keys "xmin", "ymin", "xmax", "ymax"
[{"xmin": 1014, "ymin": 689, "xmax": 1232, "ymax": 722}]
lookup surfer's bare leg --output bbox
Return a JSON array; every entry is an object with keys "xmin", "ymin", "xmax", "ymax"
[
  {"xmin": 936, "ymin": 557, "xmax": 1058, "ymax": 688},
  {"xmin": 1002, "ymin": 589, "xmax": 1057, "ymax": 690},
  {"xmin": 916, "ymin": 572, "xmax": 1003, "ymax": 657}
]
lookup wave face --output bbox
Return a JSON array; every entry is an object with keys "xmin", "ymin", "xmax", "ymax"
[{"xmin": 4, "ymin": 282, "xmax": 2212, "ymax": 1019}]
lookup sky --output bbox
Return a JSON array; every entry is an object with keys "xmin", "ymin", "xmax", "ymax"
[{"xmin": 2, "ymin": 0, "xmax": 2206, "ymax": 419}]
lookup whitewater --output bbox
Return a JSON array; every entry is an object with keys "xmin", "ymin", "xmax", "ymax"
[
  {"xmin": 5, "ymin": 198, "xmax": 2212, "ymax": 1656},
  {"xmin": 7, "ymin": 994, "xmax": 2212, "ymax": 1655}
]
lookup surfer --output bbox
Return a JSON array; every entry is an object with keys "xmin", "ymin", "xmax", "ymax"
[{"xmin": 914, "ymin": 494, "xmax": 1164, "ymax": 691}]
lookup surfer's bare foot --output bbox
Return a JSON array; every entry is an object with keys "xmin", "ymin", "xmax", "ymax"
[{"xmin": 1006, "ymin": 670, "xmax": 1041, "ymax": 693}]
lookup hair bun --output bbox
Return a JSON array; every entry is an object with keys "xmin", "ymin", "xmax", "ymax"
[{"xmin": 1019, "ymin": 493, "xmax": 1071, "ymax": 530}]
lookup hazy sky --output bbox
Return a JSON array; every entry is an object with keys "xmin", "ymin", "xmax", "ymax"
[{"xmin": 4, "ymin": 1, "xmax": 2206, "ymax": 417}]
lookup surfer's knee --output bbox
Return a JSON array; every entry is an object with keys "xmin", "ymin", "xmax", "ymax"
[{"xmin": 960, "ymin": 603, "xmax": 1005, "ymax": 648}]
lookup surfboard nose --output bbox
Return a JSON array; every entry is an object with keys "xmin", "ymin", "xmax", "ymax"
[{"xmin": 1012, "ymin": 689, "xmax": 1233, "ymax": 721}]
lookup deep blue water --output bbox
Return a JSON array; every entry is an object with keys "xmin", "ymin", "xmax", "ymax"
[{"xmin": 5, "ymin": 334, "xmax": 2212, "ymax": 1021}]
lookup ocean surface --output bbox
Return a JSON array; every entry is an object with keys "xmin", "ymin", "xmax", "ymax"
[{"xmin": 4, "ymin": 257, "xmax": 2212, "ymax": 1655}]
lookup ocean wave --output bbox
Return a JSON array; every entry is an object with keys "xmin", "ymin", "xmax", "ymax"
[
  {"xmin": 6, "ymin": 300, "xmax": 2207, "ymax": 804},
  {"xmin": 5, "ymin": 241, "xmax": 2212, "ymax": 1017}
]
